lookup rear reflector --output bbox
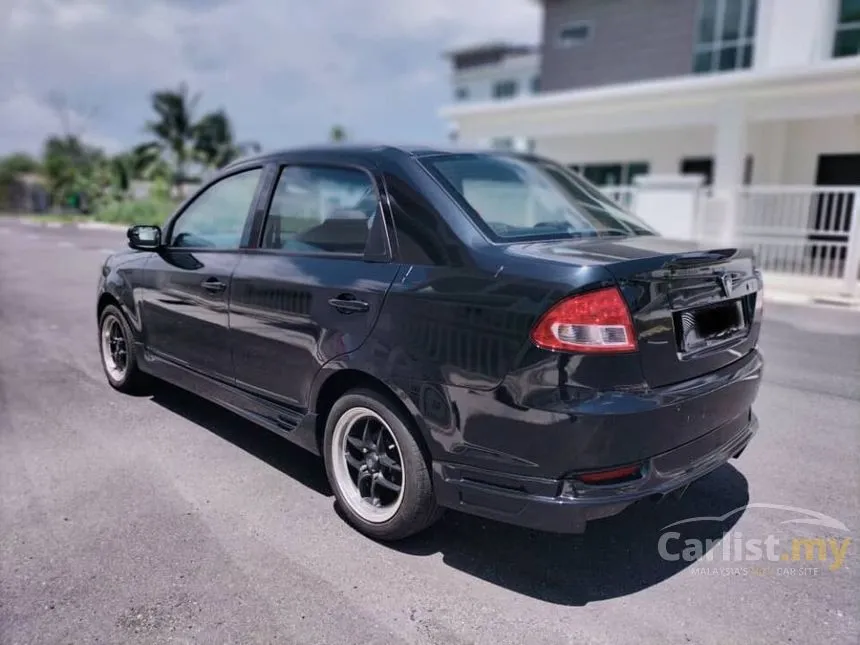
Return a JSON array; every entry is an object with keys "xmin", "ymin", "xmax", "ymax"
[
  {"xmin": 575, "ymin": 464, "xmax": 642, "ymax": 485},
  {"xmin": 530, "ymin": 286, "xmax": 637, "ymax": 353}
]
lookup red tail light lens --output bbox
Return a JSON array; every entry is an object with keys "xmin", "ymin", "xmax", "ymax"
[
  {"xmin": 530, "ymin": 286, "xmax": 637, "ymax": 353},
  {"xmin": 575, "ymin": 463, "xmax": 643, "ymax": 485}
]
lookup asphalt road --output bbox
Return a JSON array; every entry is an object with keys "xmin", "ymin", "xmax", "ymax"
[{"xmin": 1, "ymin": 217, "xmax": 858, "ymax": 645}]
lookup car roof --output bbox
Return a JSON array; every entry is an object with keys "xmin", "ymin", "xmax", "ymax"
[{"xmin": 222, "ymin": 143, "xmax": 540, "ymax": 171}]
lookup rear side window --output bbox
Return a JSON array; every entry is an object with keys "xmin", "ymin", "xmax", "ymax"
[{"xmin": 261, "ymin": 165, "xmax": 378, "ymax": 255}]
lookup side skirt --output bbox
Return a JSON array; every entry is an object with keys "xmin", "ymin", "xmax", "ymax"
[{"xmin": 139, "ymin": 344, "xmax": 321, "ymax": 456}]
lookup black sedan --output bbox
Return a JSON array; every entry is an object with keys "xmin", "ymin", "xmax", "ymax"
[{"xmin": 96, "ymin": 145, "xmax": 763, "ymax": 541}]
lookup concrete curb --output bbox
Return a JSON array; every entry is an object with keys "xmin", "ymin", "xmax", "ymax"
[
  {"xmin": 763, "ymin": 290, "xmax": 860, "ymax": 311},
  {"xmin": 77, "ymin": 221, "xmax": 128, "ymax": 232},
  {"xmin": 16, "ymin": 217, "xmax": 128, "ymax": 232}
]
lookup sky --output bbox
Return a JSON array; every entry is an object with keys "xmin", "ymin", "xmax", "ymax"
[{"xmin": 0, "ymin": 0, "xmax": 541, "ymax": 157}]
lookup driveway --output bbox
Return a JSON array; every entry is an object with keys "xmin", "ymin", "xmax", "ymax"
[{"xmin": 1, "ymin": 218, "xmax": 857, "ymax": 645}]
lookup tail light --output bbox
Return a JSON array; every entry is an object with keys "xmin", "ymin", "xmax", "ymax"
[
  {"xmin": 530, "ymin": 286, "xmax": 637, "ymax": 353},
  {"xmin": 575, "ymin": 463, "xmax": 642, "ymax": 485}
]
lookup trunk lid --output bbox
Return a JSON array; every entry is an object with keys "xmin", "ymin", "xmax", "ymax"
[{"xmin": 504, "ymin": 235, "xmax": 764, "ymax": 388}]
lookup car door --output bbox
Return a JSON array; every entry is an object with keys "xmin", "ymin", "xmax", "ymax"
[
  {"xmin": 228, "ymin": 162, "xmax": 400, "ymax": 410},
  {"xmin": 140, "ymin": 166, "xmax": 264, "ymax": 381}
]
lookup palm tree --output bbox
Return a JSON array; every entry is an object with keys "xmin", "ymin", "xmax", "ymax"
[
  {"xmin": 194, "ymin": 110, "xmax": 260, "ymax": 171},
  {"xmin": 329, "ymin": 125, "xmax": 347, "ymax": 143},
  {"xmin": 144, "ymin": 82, "xmax": 201, "ymax": 196},
  {"xmin": 145, "ymin": 83, "xmax": 260, "ymax": 194}
]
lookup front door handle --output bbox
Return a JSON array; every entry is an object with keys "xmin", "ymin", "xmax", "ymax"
[
  {"xmin": 328, "ymin": 294, "xmax": 370, "ymax": 314},
  {"xmin": 201, "ymin": 277, "xmax": 226, "ymax": 293}
]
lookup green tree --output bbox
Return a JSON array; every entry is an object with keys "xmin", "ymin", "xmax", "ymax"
[
  {"xmin": 144, "ymin": 82, "xmax": 202, "ymax": 195},
  {"xmin": 0, "ymin": 152, "xmax": 40, "ymax": 177},
  {"xmin": 0, "ymin": 153, "xmax": 41, "ymax": 210},
  {"xmin": 194, "ymin": 110, "xmax": 260, "ymax": 170},
  {"xmin": 144, "ymin": 83, "xmax": 259, "ymax": 196},
  {"xmin": 329, "ymin": 124, "xmax": 347, "ymax": 143},
  {"xmin": 41, "ymin": 135, "xmax": 104, "ymax": 208}
]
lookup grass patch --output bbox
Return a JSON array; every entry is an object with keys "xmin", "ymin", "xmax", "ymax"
[
  {"xmin": 8, "ymin": 213, "xmax": 91, "ymax": 224},
  {"xmin": 5, "ymin": 197, "xmax": 178, "ymax": 227},
  {"xmin": 93, "ymin": 198, "xmax": 177, "ymax": 227}
]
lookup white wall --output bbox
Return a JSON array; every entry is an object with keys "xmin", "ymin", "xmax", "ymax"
[
  {"xmin": 782, "ymin": 116, "xmax": 860, "ymax": 184},
  {"xmin": 755, "ymin": 0, "xmax": 838, "ymax": 69},
  {"xmin": 450, "ymin": 54, "xmax": 540, "ymax": 103},
  {"xmin": 527, "ymin": 117, "xmax": 860, "ymax": 186},
  {"xmin": 533, "ymin": 127, "xmax": 714, "ymax": 174}
]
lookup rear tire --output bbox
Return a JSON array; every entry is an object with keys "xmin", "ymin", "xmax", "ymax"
[
  {"xmin": 323, "ymin": 388, "xmax": 442, "ymax": 541},
  {"xmin": 98, "ymin": 304, "xmax": 150, "ymax": 394}
]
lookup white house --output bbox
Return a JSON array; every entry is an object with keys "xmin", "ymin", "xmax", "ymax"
[
  {"xmin": 444, "ymin": 42, "xmax": 541, "ymax": 150},
  {"xmin": 440, "ymin": 0, "xmax": 860, "ymax": 298}
]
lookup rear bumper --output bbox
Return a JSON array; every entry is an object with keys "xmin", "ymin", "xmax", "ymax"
[{"xmin": 433, "ymin": 410, "xmax": 758, "ymax": 534}]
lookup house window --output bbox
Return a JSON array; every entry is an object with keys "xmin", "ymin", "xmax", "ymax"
[
  {"xmin": 530, "ymin": 76, "xmax": 541, "ymax": 94},
  {"xmin": 693, "ymin": 0, "xmax": 757, "ymax": 74},
  {"xmin": 558, "ymin": 21, "xmax": 593, "ymax": 48},
  {"xmin": 568, "ymin": 162, "xmax": 650, "ymax": 186},
  {"xmin": 492, "ymin": 80, "xmax": 518, "ymax": 99},
  {"xmin": 680, "ymin": 156, "xmax": 754, "ymax": 185},
  {"xmin": 490, "ymin": 137, "xmax": 515, "ymax": 151},
  {"xmin": 455, "ymin": 86, "xmax": 469, "ymax": 101},
  {"xmin": 834, "ymin": 0, "xmax": 860, "ymax": 58}
]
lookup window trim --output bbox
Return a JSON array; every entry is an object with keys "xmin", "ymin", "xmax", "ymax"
[
  {"xmin": 692, "ymin": 0, "xmax": 757, "ymax": 74},
  {"xmin": 833, "ymin": 0, "xmax": 860, "ymax": 58},
  {"xmin": 253, "ymin": 162, "xmax": 392, "ymax": 262},
  {"xmin": 833, "ymin": 24, "xmax": 860, "ymax": 57},
  {"xmin": 163, "ymin": 164, "xmax": 266, "ymax": 252},
  {"xmin": 491, "ymin": 79, "xmax": 518, "ymax": 100},
  {"xmin": 556, "ymin": 20, "xmax": 594, "ymax": 48}
]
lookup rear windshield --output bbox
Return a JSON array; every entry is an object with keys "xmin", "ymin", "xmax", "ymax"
[{"xmin": 420, "ymin": 153, "xmax": 655, "ymax": 241}]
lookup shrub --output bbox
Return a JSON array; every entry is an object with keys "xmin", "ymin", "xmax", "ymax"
[{"xmin": 94, "ymin": 197, "xmax": 177, "ymax": 226}]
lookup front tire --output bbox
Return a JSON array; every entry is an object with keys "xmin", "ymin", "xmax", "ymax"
[
  {"xmin": 323, "ymin": 389, "xmax": 442, "ymax": 541},
  {"xmin": 98, "ymin": 304, "xmax": 149, "ymax": 394}
]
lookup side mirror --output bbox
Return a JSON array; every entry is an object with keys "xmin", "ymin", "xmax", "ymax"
[{"xmin": 127, "ymin": 225, "xmax": 162, "ymax": 251}]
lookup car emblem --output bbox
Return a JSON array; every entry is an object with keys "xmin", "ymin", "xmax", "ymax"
[{"xmin": 718, "ymin": 273, "xmax": 733, "ymax": 298}]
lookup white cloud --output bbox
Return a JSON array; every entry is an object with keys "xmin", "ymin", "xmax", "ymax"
[
  {"xmin": 0, "ymin": 0, "xmax": 540, "ymax": 156},
  {"xmin": 0, "ymin": 90, "xmax": 123, "ymax": 154}
]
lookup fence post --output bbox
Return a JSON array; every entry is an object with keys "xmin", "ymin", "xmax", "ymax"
[{"xmin": 842, "ymin": 190, "xmax": 860, "ymax": 298}]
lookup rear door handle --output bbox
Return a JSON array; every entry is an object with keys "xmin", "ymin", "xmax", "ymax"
[
  {"xmin": 201, "ymin": 277, "xmax": 226, "ymax": 293},
  {"xmin": 328, "ymin": 294, "xmax": 370, "ymax": 314}
]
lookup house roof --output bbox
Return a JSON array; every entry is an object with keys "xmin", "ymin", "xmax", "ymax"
[{"xmin": 443, "ymin": 42, "xmax": 538, "ymax": 71}]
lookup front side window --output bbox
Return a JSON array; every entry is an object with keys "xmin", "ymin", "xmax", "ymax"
[
  {"xmin": 693, "ymin": 0, "xmax": 757, "ymax": 74},
  {"xmin": 170, "ymin": 168, "xmax": 262, "ymax": 249},
  {"xmin": 421, "ymin": 153, "xmax": 655, "ymax": 242},
  {"xmin": 261, "ymin": 165, "xmax": 378, "ymax": 255},
  {"xmin": 834, "ymin": 0, "xmax": 860, "ymax": 58}
]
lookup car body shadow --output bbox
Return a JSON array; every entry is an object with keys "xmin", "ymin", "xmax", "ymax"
[
  {"xmin": 387, "ymin": 464, "xmax": 750, "ymax": 606},
  {"xmin": 149, "ymin": 383, "xmax": 332, "ymax": 497},
  {"xmin": 148, "ymin": 382, "xmax": 748, "ymax": 606}
]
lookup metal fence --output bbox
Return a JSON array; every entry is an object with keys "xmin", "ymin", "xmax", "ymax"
[
  {"xmin": 598, "ymin": 182, "xmax": 860, "ymax": 296},
  {"xmin": 734, "ymin": 186, "xmax": 860, "ymax": 286},
  {"xmin": 600, "ymin": 185, "xmax": 638, "ymax": 210}
]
